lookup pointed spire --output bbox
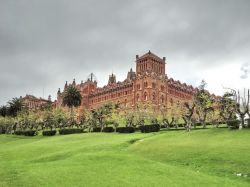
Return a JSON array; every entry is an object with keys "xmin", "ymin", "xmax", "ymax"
[
  {"xmin": 72, "ymin": 78, "xmax": 76, "ymax": 86},
  {"xmin": 48, "ymin": 95, "xmax": 51, "ymax": 101},
  {"xmin": 64, "ymin": 81, "xmax": 68, "ymax": 89},
  {"xmin": 57, "ymin": 88, "xmax": 61, "ymax": 94}
]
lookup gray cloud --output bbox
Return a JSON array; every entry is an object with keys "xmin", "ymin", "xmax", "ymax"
[
  {"xmin": 240, "ymin": 62, "xmax": 250, "ymax": 79},
  {"xmin": 1, "ymin": 0, "xmax": 250, "ymax": 105}
]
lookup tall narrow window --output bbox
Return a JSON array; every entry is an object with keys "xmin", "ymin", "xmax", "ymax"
[
  {"xmin": 152, "ymin": 92, "xmax": 156, "ymax": 100},
  {"xmin": 161, "ymin": 95, "xmax": 164, "ymax": 103},
  {"xmin": 144, "ymin": 92, "xmax": 148, "ymax": 101},
  {"xmin": 136, "ymin": 94, "xmax": 140, "ymax": 102}
]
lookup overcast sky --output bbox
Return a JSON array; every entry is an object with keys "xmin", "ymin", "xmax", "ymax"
[{"xmin": 0, "ymin": 0, "xmax": 250, "ymax": 105}]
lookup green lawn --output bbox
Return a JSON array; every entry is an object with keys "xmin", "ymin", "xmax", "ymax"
[{"xmin": 0, "ymin": 128, "xmax": 250, "ymax": 187}]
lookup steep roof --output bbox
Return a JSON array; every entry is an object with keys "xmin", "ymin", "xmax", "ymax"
[{"xmin": 137, "ymin": 50, "xmax": 164, "ymax": 62}]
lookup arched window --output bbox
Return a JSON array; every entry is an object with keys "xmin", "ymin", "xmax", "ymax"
[
  {"xmin": 170, "ymin": 98, "xmax": 173, "ymax": 106},
  {"xmin": 161, "ymin": 85, "xmax": 164, "ymax": 91},
  {"xmin": 161, "ymin": 95, "xmax": 164, "ymax": 103},
  {"xmin": 144, "ymin": 92, "xmax": 148, "ymax": 101},
  {"xmin": 152, "ymin": 92, "xmax": 156, "ymax": 100},
  {"xmin": 136, "ymin": 94, "xmax": 140, "ymax": 102},
  {"xmin": 144, "ymin": 82, "xmax": 148, "ymax": 88}
]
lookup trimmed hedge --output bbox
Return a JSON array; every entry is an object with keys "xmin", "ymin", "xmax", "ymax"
[
  {"xmin": 42, "ymin": 130, "xmax": 57, "ymax": 136},
  {"xmin": 59, "ymin": 128, "xmax": 84, "ymax": 135},
  {"xmin": 205, "ymin": 122, "xmax": 213, "ymax": 126},
  {"xmin": 246, "ymin": 119, "xmax": 250, "ymax": 127},
  {"xmin": 195, "ymin": 122, "xmax": 202, "ymax": 126},
  {"xmin": 92, "ymin": 127, "xmax": 101, "ymax": 132},
  {"xmin": 103, "ymin": 127, "xmax": 114, "ymax": 132},
  {"xmin": 177, "ymin": 123, "xmax": 185, "ymax": 127},
  {"xmin": 14, "ymin": 130, "xmax": 37, "ymax": 136},
  {"xmin": 140, "ymin": 124, "xmax": 160, "ymax": 133},
  {"xmin": 227, "ymin": 120, "xmax": 240, "ymax": 129},
  {"xmin": 116, "ymin": 127, "xmax": 135, "ymax": 133}
]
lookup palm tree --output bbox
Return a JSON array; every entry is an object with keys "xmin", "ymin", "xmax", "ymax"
[
  {"xmin": 62, "ymin": 85, "xmax": 82, "ymax": 125},
  {"xmin": 7, "ymin": 97, "xmax": 24, "ymax": 117}
]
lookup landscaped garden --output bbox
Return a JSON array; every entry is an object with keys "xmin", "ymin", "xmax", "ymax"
[
  {"xmin": 0, "ymin": 82, "xmax": 250, "ymax": 186},
  {"xmin": 0, "ymin": 127, "xmax": 250, "ymax": 187}
]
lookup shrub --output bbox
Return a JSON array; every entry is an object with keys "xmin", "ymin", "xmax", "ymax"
[
  {"xmin": 116, "ymin": 127, "xmax": 135, "ymax": 133},
  {"xmin": 160, "ymin": 125, "xmax": 166, "ymax": 129},
  {"xmin": 0, "ymin": 124, "xmax": 6, "ymax": 134},
  {"xmin": 103, "ymin": 127, "xmax": 114, "ymax": 132},
  {"xmin": 92, "ymin": 127, "xmax": 101, "ymax": 132},
  {"xmin": 14, "ymin": 130, "xmax": 37, "ymax": 136},
  {"xmin": 178, "ymin": 123, "xmax": 185, "ymax": 127},
  {"xmin": 134, "ymin": 127, "xmax": 140, "ymax": 131},
  {"xmin": 227, "ymin": 120, "xmax": 240, "ymax": 129},
  {"xmin": 246, "ymin": 119, "xmax": 250, "ymax": 128},
  {"xmin": 205, "ymin": 122, "xmax": 213, "ymax": 126},
  {"xmin": 195, "ymin": 122, "xmax": 202, "ymax": 126},
  {"xmin": 42, "ymin": 130, "xmax": 57, "ymax": 136},
  {"xmin": 59, "ymin": 128, "xmax": 84, "ymax": 135},
  {"xmin": 140, "ymin": 124, "xmax": 160, "ymax": 133}
]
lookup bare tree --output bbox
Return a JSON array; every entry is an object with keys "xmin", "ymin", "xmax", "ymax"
[
  {"xmin": 182, "ymin": 102, "xmax": 195, "ymax": 131},
  {"xmin": 228, "ymin": 88, "xmax": 249, "ymax": 130}
]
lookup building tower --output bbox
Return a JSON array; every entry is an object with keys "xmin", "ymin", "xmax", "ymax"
[{"xmin": 135, "ymin": 50, "xmax": 166, "ymax": 75}]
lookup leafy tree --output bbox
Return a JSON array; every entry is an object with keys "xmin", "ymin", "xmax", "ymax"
[
  {"xmin": 134, "ymin": 103, "xmax": 147, "ymax": 126},
  {"xmin": 92, "ymin": 103, "xmax": 113, "ymax": 132},
  {"xmin": 53, "ymin": 108, "xmax": 68, "ymax": 129},
  {"xmin": 0, "ymin": 105, "xmax": 7, "ymax": 117},
  {"xmin": 85, "ymin": 109, "xmax": 97, "ymax": 132},
  {"xmin": 219, "ymin": 92, "xmax": 237, "ymax": 121},
  {"xmin": 63, "ymin": 85, "xmax": 82, "ymax": 123},
  {"xmin": 7, "ymin": 97, "xmax": 24, "ymax": 117},
  {"xmin": 125, "ymin": 110, "xmax": 135, "ymax": 127},
  {"xmin": 195, "ymin": 80, "xmax": 214, "ymax": 128}
]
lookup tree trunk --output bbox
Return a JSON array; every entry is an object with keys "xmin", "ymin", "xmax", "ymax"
[
  {"xmin": 186, "ymin": 120, "xmax": 191, "ymax": 132},
  {"xmin": 202, "ymin": 113, "xmax": 207, "ymax": 128},
  {"xmin": 239, "ymin": 116, "xmax": 244, "ymax": 130}
]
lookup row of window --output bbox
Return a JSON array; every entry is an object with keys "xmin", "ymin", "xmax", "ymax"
[
  {"xmin": 91, "ymin": 90, "xmax": 132, "ymax": 104},
  {"xmin": 136, "ymin": 92, "xmax": 165, "ymax": 103},
  {"xmin": 138, "ymin": 61, "xmax": 164, "ymax": 74},
  {"xmin": 168, "ymin": 89, "xmax": 191, "ymax": 99},
  {"xmin": 136, "ymin": 82, "xmax": 164, "ymax": 90}
]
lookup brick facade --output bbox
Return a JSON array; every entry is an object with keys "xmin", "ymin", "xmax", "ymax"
[
  {"xmin": 22, "ymin": 94, "xmax": 51, "ymax": 111},
  {"xmin": 56, "ymin": 51, "xmax": 196, "ymax": 112}
]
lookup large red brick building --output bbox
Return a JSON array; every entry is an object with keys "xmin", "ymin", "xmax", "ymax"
[
  {"xmin": 56, "ymin": 51, "xmax": 197, "ymax": 113},
  {"xmin": 22, "ymin": 94, "xmax": 52, "ymax": 111}
]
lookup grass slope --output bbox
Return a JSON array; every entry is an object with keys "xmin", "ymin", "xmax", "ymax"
[{"xmin": 0, "ymin": 128, "xmax": 250, "ymax": 187}]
